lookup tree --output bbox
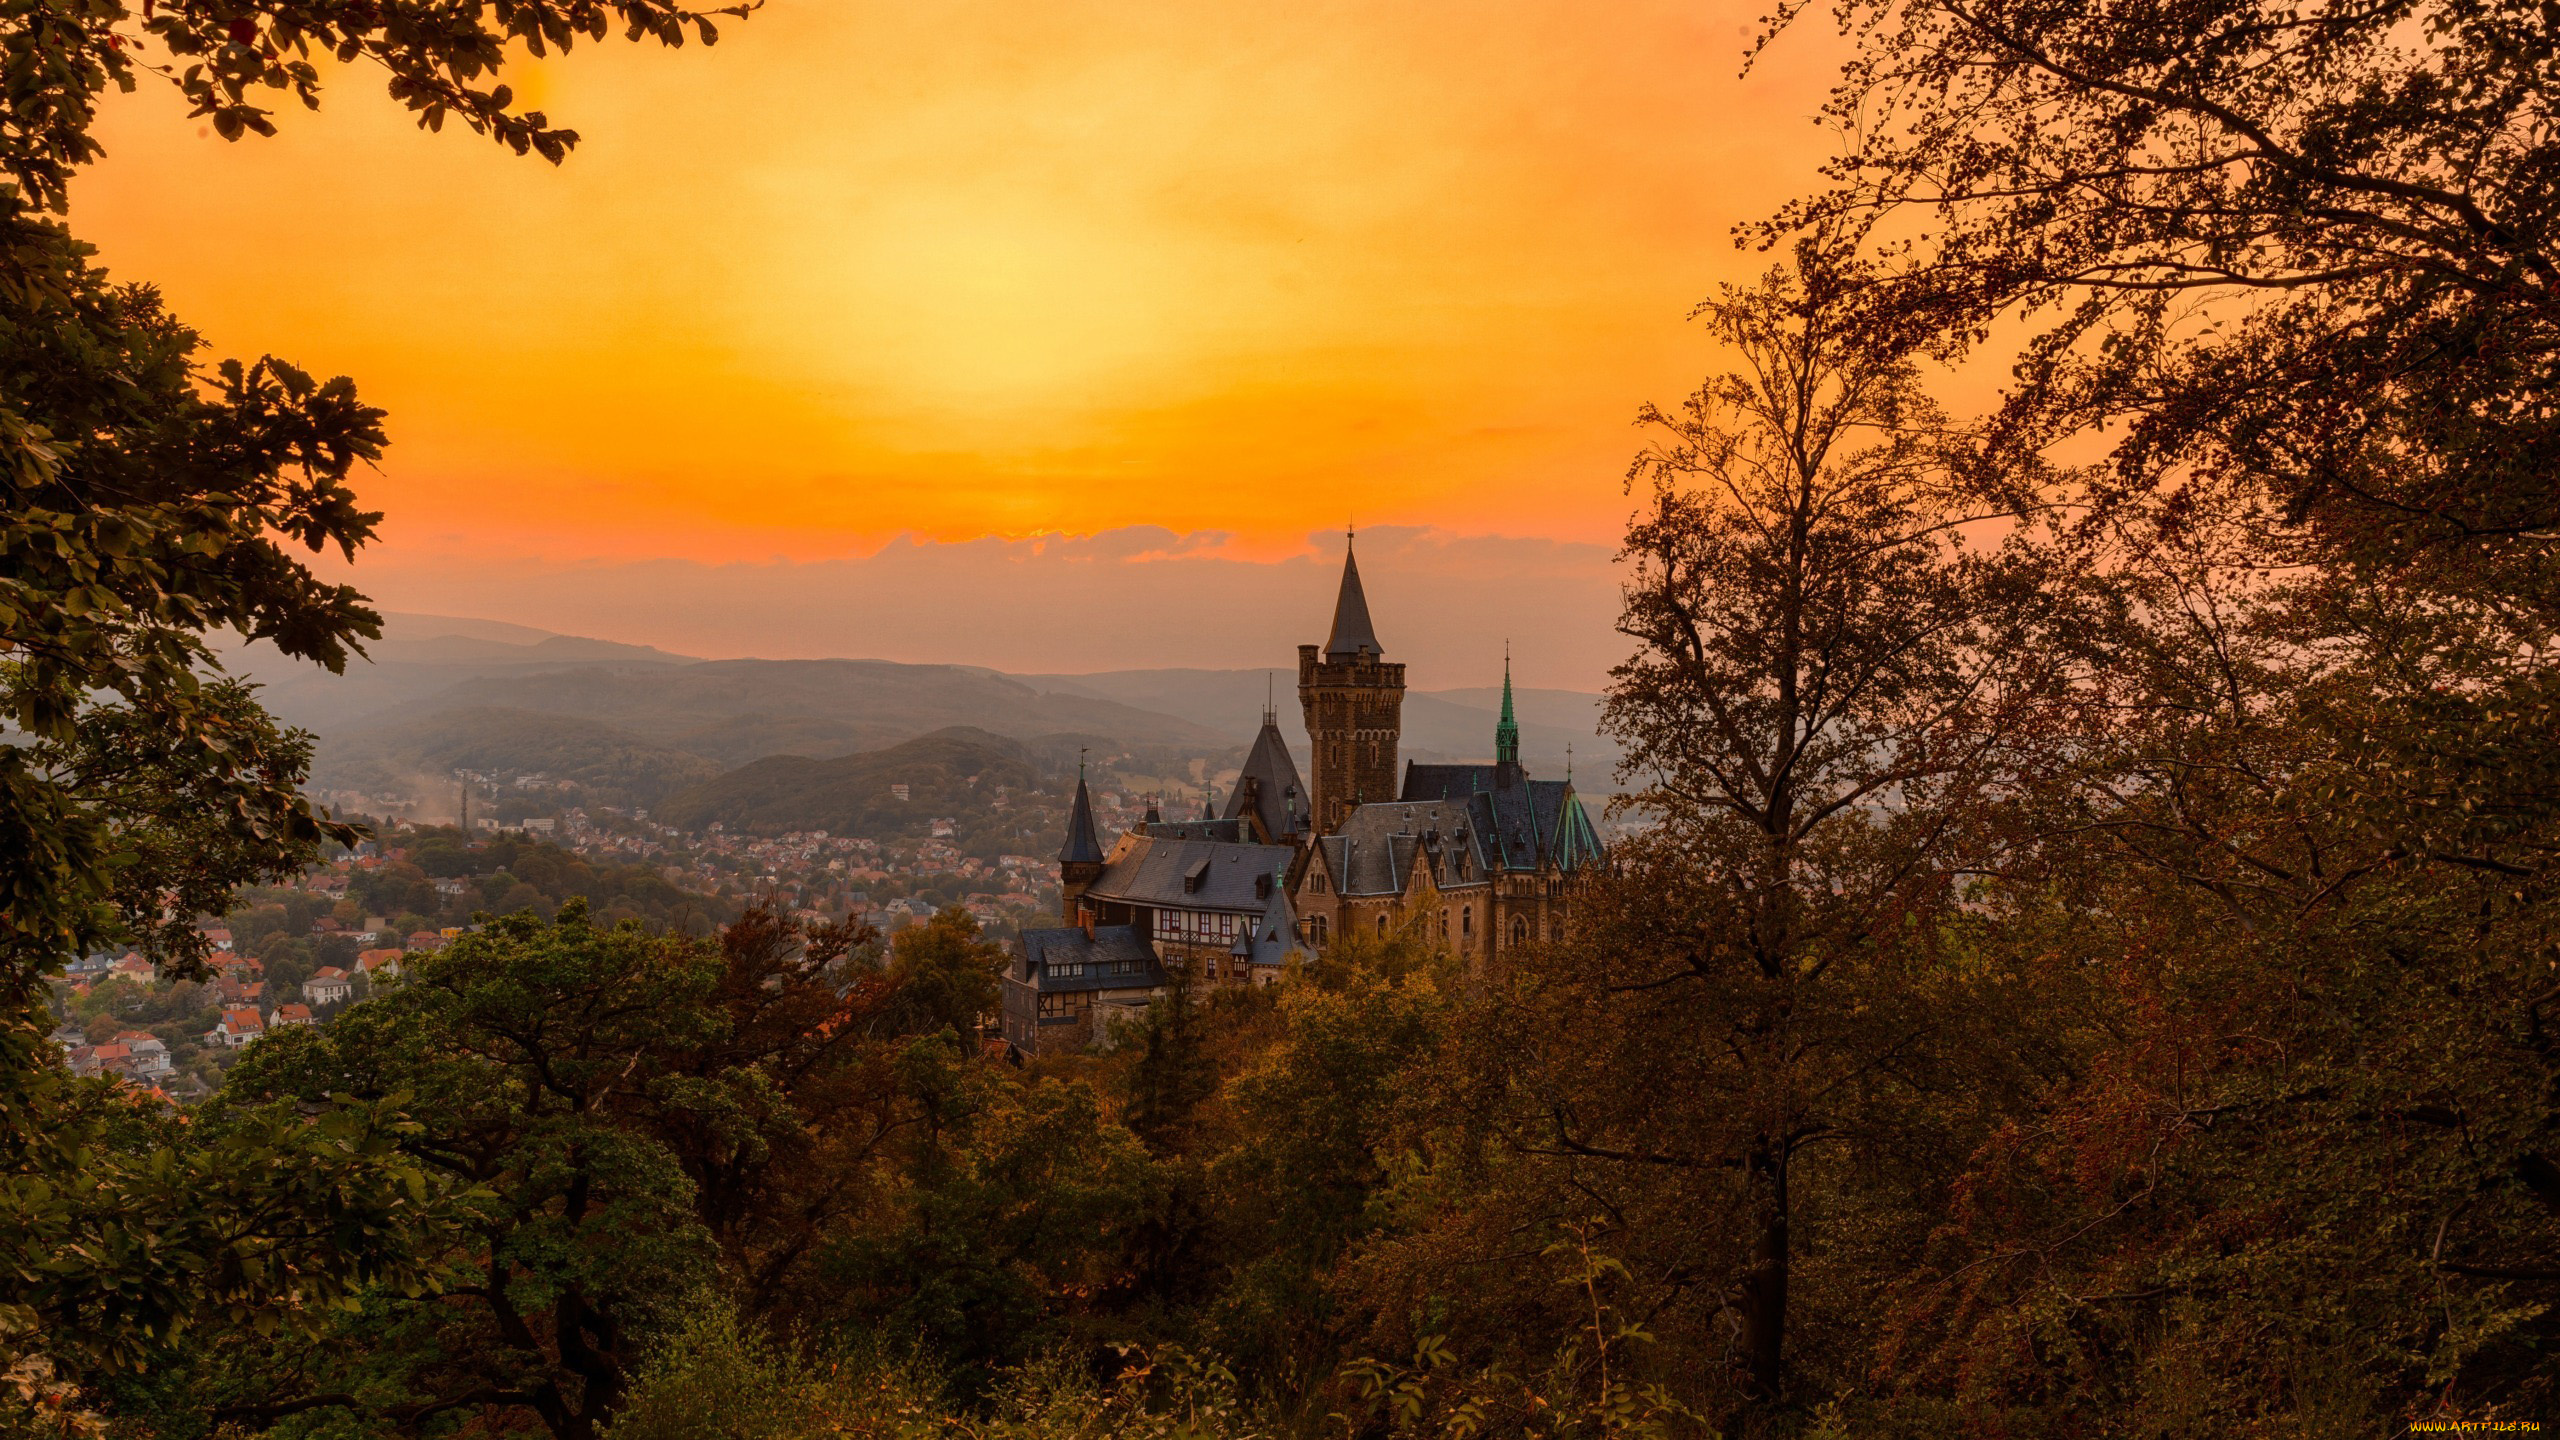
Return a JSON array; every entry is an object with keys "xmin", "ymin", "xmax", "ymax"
[
  {"xmin": 1770, "ymin": 0, "xmax": 2560, "ymax": 604},
  {"xmin": 1430, "ymin": 247, "xmax": 2081, "ymax": 1418},
  {"xmin": 0, "ymin": 0, "xmax": 749, "ymax": 1399},
  {"xmin": 210, "ymin": 904, "xmax": 729, "ymax": 1437},
  {"xmin": 1753, "ymin": 1, "xmax": 2560, "ymax": 1424},
  {"xmin": 883, "ymin": 906, "xmax": 1008, "ymax": 1041},
  {"xmin": 1203, "ymin": 928, "xmax": 1449, "ymax": 1379}
]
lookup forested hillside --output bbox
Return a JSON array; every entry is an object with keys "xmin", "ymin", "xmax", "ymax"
[{"xmin": 656, "ymin": 726, "xmax": 1048, "ymax": 838}]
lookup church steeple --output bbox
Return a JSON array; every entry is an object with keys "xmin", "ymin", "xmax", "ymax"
[
  {"xmin": 1496, "ymin": 648, "xmax": 1521, "ymax": 770},
  {"xmin": 1324, "ymin": 531, "xmax": 1382, "ymax": 661}
]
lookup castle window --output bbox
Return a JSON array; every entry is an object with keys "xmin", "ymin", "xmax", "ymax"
[
  {"xmin": 1377, "ymin": 914, "xmax": 1388, "ymax": 935},
  {"xmin": 1512, "ymin": 916, "xmax": 1528, "ymax": 946},
  {"xmin": 1461, "ymin": 906, "xmax": 1472, "ymax": 937},
  {"xmin": 1551, "ymin": 920, "xmax": 1564, "ymax": 943}
]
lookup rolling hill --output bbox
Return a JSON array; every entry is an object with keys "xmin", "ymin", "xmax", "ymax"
[
  {"xmin": 655, "ymin": 727, "xmax": 1049, "ymax": 839},
  {"xmin": 318, "ymin": 706, "xmax": 726, "ymax": 813}
]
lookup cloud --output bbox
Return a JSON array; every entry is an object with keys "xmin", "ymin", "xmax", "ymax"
[{"xmin": 336, "ymin": 527, "xmax": 1628, "ymax": 690}]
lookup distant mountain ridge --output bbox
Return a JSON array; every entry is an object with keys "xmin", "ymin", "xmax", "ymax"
[{"xmin": 235, "ymin": 613, "xmax": 1618, "ymax": 820}]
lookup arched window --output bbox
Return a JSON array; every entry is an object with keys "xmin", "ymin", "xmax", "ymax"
[
  {"xmin": 1440, "ymin": 911, "xmax": 1449, "ymax": 940},
  {"xmin": 1377, "ymin": 913, "xmax": 1389, "ymax": 935},
  {"xmin": 1551, "ymin": 920, "xmax": 1564, "ymax": 943},
  {"xmin": 1461, "ymin": 906, "xmax": 1472, "ymax": 936},
  {"xmin": 1512, "ymin": 915, "xmax": 1528, "ymax": 947}
]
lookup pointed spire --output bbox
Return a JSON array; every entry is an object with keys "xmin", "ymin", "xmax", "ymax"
[
  {"xmin": 1059, "ymin": 755, "xmax": 1104, "ymax": 866},
  {"xmin": 1496, "ymin": 644, "xmax": 1520, "ymax": 768},
  {"xmin": 1324, "ymin": 530, "xmax": 1382, "ymax": 661}
]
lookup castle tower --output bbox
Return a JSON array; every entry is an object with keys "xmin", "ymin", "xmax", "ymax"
[
  {"xmin": 1299, "ymin": 534, "xmax": 1405, "ymax": 835},
  {"xmin": 1058, "ymin": 760, "xmax": 1105, "ymax": 922}
]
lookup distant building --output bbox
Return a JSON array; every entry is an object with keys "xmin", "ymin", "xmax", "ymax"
[
  {"xmin": 1064, "ymin": 823, "xmax": 1302, "ymax": 990},
  {"xmin": 305, "ymin": 967, "xmax": 354, "ymax": 1006},
  {"xmin": 114, "ymin": 1032, "xmax": 172, "ymax": 1079},
  {"xmin": 1009, "ymin": 536, "xmax": 1605, "ymax": 1059},
  {"xmin": 1287, "ymin": 542, "xmax": 1603, "ymax": 968},
  {"xmin": 208, "ymin": 1008, "xmax": 265, "ymax": 1047},
  {"xmin": 267, "ymin": 1003, "xmax": 316, "ymax": 1030},
  {"xmin": 1000, "ymin": 923, "xmax": 1166, "ymax": 1056}
]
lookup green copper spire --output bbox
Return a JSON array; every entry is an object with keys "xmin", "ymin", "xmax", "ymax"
[{"xmin": 1496, "ymin": 646, "xmax": 1520, "ymax": 767}]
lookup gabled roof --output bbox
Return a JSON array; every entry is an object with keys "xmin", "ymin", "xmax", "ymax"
[
  {"xmin": 1017, "ymin": 924, "xmax": 1166, "ymax": 993},
  {"xmin": 1059, "ymin": 770, "xmax": 1105, "ymax": 866},
  {"xmin": 1224, "ymin": 717, "xmax": 1307, "ymax": 842},
  {"xmin": 1324, "ymin": 539, "xmax": 1383, "ymax": 661},
  {"xmin": 1400, "ymin": 763, "xmax": 1604, "ymax": 875},
  {"xmin": 1314, "ymin": 799, "xmax": 1491, "ymax": 897},
  {"xmin": 1085, "ymin": 833, "xmax": 1299, "ymax": 914}
]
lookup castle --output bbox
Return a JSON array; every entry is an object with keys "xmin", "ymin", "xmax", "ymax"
[{"xmin": 999, "ymin": 538, "xmax": 1604, "ymax": 1055}]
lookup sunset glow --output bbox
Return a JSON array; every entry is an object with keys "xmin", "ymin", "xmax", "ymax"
[{"xmin": 81, "ymin": 1, "xmax": 1836, "ymax": 557}]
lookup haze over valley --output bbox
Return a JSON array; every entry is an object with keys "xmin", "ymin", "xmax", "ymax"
[{"xmin": 227, "ymin": 611, "xmax": 1626, "ymax": 836}]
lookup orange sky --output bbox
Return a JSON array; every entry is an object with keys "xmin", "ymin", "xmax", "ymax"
[{"xmin": 72, "ymin": 1, "xmax": 1847, "ymax": 682}]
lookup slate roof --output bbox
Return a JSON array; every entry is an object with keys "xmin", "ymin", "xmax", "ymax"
[
  {"xmin": 1313, "ymin": 799, "xmax": 1492, "ymax": 897},
  {"xmin": 1016, "ymin": 924, "xmax": 1166, "ymax": 993},
  {"xmin": 1238, "ymin": 886, "xmax": 1305, "ymax": 967},
  {"xmin": 1059, "ymin": 771, "xmax": 1105, "ymax": 866},
  {"xmin": 1324, "ymin": 540, "xmax": 1383, "ymax": 660},
  {"xmin": 1224, "ymin": 717, "xmax": 1307, "ymax": 841},
  {"xmin": 1139, "ymin": 818, "xmax": 1249, "ymax": 843},
  {"xmin": 1085, "ymin": 833, "xmax": 1299, "ymax": 914},
  {"xmin": 1373, "ymin": 762, "xmax": 1607, "ymax": 876}
]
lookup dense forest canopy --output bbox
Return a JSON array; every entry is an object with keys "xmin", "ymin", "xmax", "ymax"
[{"xmin": 8, "ymin": 0, "xmax": 2560, "ymax": 1436}]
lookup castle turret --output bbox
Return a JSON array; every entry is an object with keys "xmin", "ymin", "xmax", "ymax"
[
  {"xmin": 1058, "ymin": 762, "xmax": 1105, "ymax": 921},
  {"xmin": 1300, "ymin": 533, "xmax": 1405, "ymax": 835}
]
